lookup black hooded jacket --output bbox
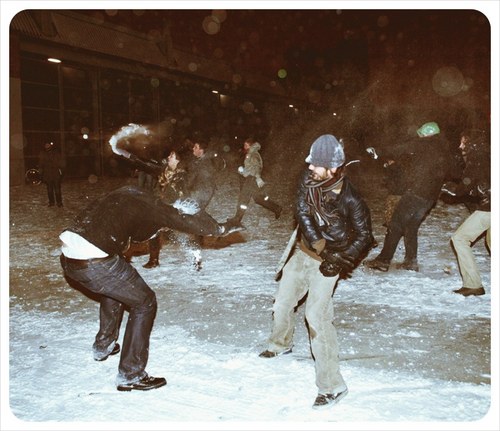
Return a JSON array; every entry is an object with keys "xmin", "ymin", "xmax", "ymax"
[
  {"xmin": 383, "ymin": 135, "xmax": 463, "ymax": 202},
  {"xmin": 296, "ymin": 169, "xmax": 374, "ymax": 262}
]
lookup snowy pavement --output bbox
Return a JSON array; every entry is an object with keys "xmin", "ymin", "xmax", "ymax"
[{"xmin": 3, "ymin": 161, "xmax": 498, "ymax": 430}]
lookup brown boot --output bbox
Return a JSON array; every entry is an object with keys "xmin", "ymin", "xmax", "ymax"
[{"xmin": 143, "ymin": 236, "xmax": 161, "ymax": 269}]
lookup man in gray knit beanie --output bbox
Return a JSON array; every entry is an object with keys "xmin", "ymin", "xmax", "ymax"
[
  {"xmin": 305, "ymin": 134, "xmax": 345, "ymax": 168},
  {"xmin": 259, "ymin": 133, "xmax": 373, "ymax": 409}
]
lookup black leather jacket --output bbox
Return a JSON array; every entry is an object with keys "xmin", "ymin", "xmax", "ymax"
[{"xmin": 296, "ymin": 169, "xmax": 374, "ymax": 261}]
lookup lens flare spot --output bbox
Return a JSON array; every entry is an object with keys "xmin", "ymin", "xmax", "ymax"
[{"xmin": 277, "ymin": 69, "xmax": 287, "ymax": 79}]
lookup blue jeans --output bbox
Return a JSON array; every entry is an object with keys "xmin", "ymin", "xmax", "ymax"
[{"xmin": 60, "ymin": 254, "xmax": 157, "ymax": 385}]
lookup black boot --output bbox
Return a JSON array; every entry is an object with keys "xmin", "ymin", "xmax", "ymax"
[{"xmin": 143, "ymin": 236, "xmax": 161, "ymax": 268}]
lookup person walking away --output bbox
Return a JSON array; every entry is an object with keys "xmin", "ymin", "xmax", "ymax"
[
  {"xmin": 442, "ymin": 130, "xmax": 491, "ymax": 296},
  {"xmin": 38, "ymin": 142, "xmax": 65, "ymax": 207},
  {"xmin": 59, "ymin": 184, "xmax": 236, "ymax": 392},
  {"xmin": 259, "ymin": 134, "xmax": 374, "ymax": 409},
  {"xmin": 227, "ymin": 137, "xmax": 282, "ymax": 225},
  {"xmin": 363, "ymin": 121, "xmax": 463, "ymax": 272}
]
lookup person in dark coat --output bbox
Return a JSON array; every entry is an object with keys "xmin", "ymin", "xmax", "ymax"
[
  {"xmin": 443, "ymin": 129, "xmax": 491, "ymax": 296},
  {"xmin": 364, "ymin": 122, "xmax": 463, "ymax": 272},
  {"xmin": 59, "ymin": 185, "xmax": 233, "ymax": 392},
  {"xmin": 184, "ymin": 135, "xmax": 218, "ymax": 211},
  {"xmin": 38, "ymin": 142, "xmax": 65, "ymax": 207},
  {"xmin": 259, "ymin": 134, "xmax": 373, "ymax": 410}
]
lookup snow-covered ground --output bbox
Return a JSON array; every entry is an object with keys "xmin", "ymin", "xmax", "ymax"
[{"xmin": 2, "ymin": 154, "xmax": 498, "ymax": 431}]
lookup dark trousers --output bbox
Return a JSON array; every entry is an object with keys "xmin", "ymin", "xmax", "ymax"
[
  {"xmin": 46, "ymin": 179, "xmax": 62, "ymax": 205},
  {"xmin": 234, "ymin": 176, "xmax": 281, "ymax": 221},
  {"xmin": 60, "ymin": 254, "xmax": 157, "ymax": 385},
  {"xmin": 376, "ymin": 192, "xmax": 434, "ymax": 264}
]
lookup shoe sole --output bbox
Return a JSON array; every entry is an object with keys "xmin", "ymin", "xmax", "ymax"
[
  {"xmin": 94, "ymin": 344, "xmax": 120, "ymax": 361},
  {"xmin": 117, "ymin": 380, "xmax": 167, "ymax": 392},
  {"xmin": 259, "ymin": 348, "xmax": 292, "ymax": 358},
  {"xmin": 312, "ymin": 389, "xmax": 348, "ymax": 410}
]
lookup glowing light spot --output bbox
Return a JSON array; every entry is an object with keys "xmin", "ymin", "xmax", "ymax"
[
  {"xmin": 432, "ymin": 66, "xmax": 465, "ymax": 97},
  {"xmin": 47, "ymin": 58, "xmax": 61, "ymax": 63},
  {"xmin": 277, "ymin": 69, "xmax": 287, "ymax": 79},
  {"xmin": 241, "ymin": 101, "xmax": 255, "ymax": 114},
  {"xmin": 82, "ymin": 134, "xmax": 89, "ymax": 140},
  {"xmin": 202, "ymin": 15, "xmax": 220, "ymax": 35},
  {"xmin": 232, "ymin": 74, "xmax": 242, "ymax": 84},
  {"xmin": 212, "ymin": 10, "xmax": 227, "ymax": 23},
  {"xmin": 188, "ymin": 62, "xmax": 198, "ymax": 72},
  {"xmin": 88, "ymin": 174, "xmax": 98, "ymax": 184},
  {"xmin": 223, "ymin": 144, "xmax": 231, "ymax": 153}
]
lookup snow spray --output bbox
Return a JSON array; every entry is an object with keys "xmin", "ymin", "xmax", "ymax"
[{"xmin": 108, "ymin": 123, "xmax": 151, "ymax": 156}]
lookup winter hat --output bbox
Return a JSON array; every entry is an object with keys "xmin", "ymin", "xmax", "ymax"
[
  {"xmin": 305, "ymin": 134, "xmax": 345, "ymax": 168},
  {"xmin": 416, "ymin": 122, "xmax": 440, "ymax": 137}
]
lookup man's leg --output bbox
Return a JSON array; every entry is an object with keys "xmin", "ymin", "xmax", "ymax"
[
  {"xmin": 451, "ymin": 211, "xmax": 491, "ymax": 289},
  {"xmin": 93, "ymin": 296, "xmax": 125, "ymax": 360},
  {"xmin": 263, "ymin": 251, "xmax": 309, "ymax": 354},
  {"xmin": 304, "ymin": 270, "xmax": 346, "ymax": 395}
]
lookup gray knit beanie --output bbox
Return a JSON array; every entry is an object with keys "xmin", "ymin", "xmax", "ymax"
[{"xmin": 305, "ymin": 134, "xmax": 345, "ymax": 168}]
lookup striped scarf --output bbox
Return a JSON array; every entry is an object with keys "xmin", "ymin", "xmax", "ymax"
[{"xmin": 305, "ymin": 174, "xmax": 344, "ymax": 225}]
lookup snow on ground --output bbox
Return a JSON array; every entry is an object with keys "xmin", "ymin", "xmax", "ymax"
[{"xmin": 2, "ymin": 157, "xmax": 498, "ymax": 430}]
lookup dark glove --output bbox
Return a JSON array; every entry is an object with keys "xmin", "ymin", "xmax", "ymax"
[
  {"xmin": 319, "ymin": 260, "xmax": 342, "ymax": 277},
  {"xmin": 319, "ymin": 250, "xmax": 356, "ymax": 277}
]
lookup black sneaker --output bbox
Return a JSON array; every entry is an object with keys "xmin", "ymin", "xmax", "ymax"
[
  {"xmin": 312, "ymin": 389, "xmax": 348, "ymax": 409},
  {"xmin": 94, "ymin": 343, "xmax": 120, "ymax": 361},
  {"xmin": 258, "ymin": 348, "xmax": 292, "ymax": 358},
  {"xmin": 363, "ymin": 258, "xmax": 389, "ymax": 272},
  {"xmin": 117, "ymin": 375, "xmax": 167, "ymax": 392}
]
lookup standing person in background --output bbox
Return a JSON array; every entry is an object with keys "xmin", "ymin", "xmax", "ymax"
[
  {"xmin": 184, "ymin": 133, "xmax": 243, "ymax": 239},
  {"xmin": 364, "ymin": 121, "xmax": 463, "ymax": 272},
  {"xmin": 442, "ymin": 130, "xmax": 491, "ymax": 297},
  {"xmin": 143, "ymin": 149, "xmax": 188, "ymax": 268},
  {"xmin": 184, "ymin": 133, "xmax": 218, "ymax": 212},
  {"xmin": 226, "ymin": 137, "xmax": 282, "ymax": 226},
  {"xmin": 259, "ymin": 134, "xmax": 373, "ymax": 409},
  {"xmin": 38, "ymin": 141, "xmax": 65, "ymax": 207}
]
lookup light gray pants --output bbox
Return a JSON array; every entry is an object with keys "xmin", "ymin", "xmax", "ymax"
[
  {"xmin": 451, "ymin": 210, "xmax": 491, "ymax": 289},
  {"xmin": 266, "ymin": 248, "xmax": 347, "ymax": 394}
]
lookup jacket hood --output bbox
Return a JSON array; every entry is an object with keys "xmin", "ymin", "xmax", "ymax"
[{"xmin": 248, "ymin": 142, "xmax": 261, "ymax": 153}]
